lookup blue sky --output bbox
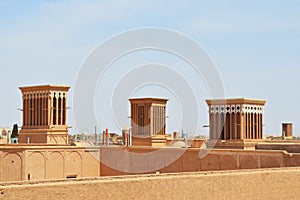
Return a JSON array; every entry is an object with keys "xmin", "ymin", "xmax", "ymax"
[{"xmin": 0, "ymin": 0, "xmax": 299, "ymax": 136}]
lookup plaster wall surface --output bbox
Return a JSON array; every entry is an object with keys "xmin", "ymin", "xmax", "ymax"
[
  {"xmin": 256, "ymin": 143, "xmax": 300, "ymax": 153},
  {"xmin": 99, "ymin": 147, "xmax": 300, "ymax": 176},
  {"xmin": 0, "ymin": 146, "xmax": 100, "ymax": 182},
  {"xmin": 1, "ymin": 146, "xmax": 300, "ymax": 182},
  {"xmin": 0, "ymin": 167, "xmax": 300, "ymax": 200}
]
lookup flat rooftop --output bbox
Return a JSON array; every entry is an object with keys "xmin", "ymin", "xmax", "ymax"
[{"xmin": 206, "ymin": 98, "xmax": 266, "ymax": 105}]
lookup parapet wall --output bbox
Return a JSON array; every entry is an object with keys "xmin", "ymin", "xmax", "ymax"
[
  {"xmin": 1, "ymin": 167, "xmax": 300, "ymax": 200},
  {"xmin": 1, "ymin": 145, "xmax": 300, "ymax": 182},
  {"xmin": 256, "ymin": 143, "xmax": 300, "ymax": 153},
  {"xmin": 99, "ymin": 147, "xmax": 300, "ymax": 176},
  {"xmin": 0, "ymin": 146, "xmax": 100, "ymax": 182}
]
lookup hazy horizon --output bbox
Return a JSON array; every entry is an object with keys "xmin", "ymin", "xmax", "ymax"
[{"xmin": 0, "ymin": 1, "xmax": 299, "ymax": 136}]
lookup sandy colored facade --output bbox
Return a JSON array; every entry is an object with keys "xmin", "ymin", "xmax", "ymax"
[
  {"xmin": 19, "ymin": 85, "xmax": 70, "ymax": 144},
  {"xmin": 129, "ymin": 98, "xmax": 169, "ymax": 147},
  {"xmin": 99, "ymin": 146, "xmax": 300, "ymax": 176},
  {"xmin": 0, "ymin": 128, "xmax": 10, "ymax": 144},
  {"xmin": 1, "ymin": 167, "xmax": 300, "ymax": 200},
  {"xmin": 0, "ymin": 146, "xmax": 100, "ymax": 182},
  {"xmin": 130, "ymin": 98, "xmax": 168, "ymax": 136},
  {"xmin": 1, "ymin": 145, "xmax": 300, "ymax": 182},
  {"xmin": 206, "ymin": 98, "xmax": 266, "ymax": 140}
]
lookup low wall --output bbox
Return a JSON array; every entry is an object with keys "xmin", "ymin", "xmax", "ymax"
[
  {"xmin": 0, "ymin": 145, "xmax": 100, "ymax": 182},
  {"xmin": 256, "ymin": 143, "xmax": 300, "ymax": 153},
  {"xmin": 1, "ymin": 167, "xmax": 300, "ymax": 200},
  {"xmin": 1, "ymin": 145, "xmax": 300, "ymax": 182},
  {"xmin": 99, "ymin": 147, "xmax": 300, "ymax": 176}
]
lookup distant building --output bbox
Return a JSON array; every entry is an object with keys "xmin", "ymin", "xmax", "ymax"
[
  {"xmin": 0, "ymin": 128, "xmax": 10, "ymax": 144},
  {"xmin": 0, "ymin": 128, "xmax": 9, "ymax": 137},
  {"xmin": 19, "ymin": 85, "xmax": 70, "ymax": 144},
  {"xmin": 206, "ymin": 98, "xmax": 266, "ymax": 140}
]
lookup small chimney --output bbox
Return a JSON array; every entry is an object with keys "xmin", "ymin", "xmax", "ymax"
[
  {"xmin": 282, "ymin": 123, "xmax": 293, "ymax": 139},
  {"xmin": 173, "ymin": 132, "xmax": 179, "ymax": 139}
]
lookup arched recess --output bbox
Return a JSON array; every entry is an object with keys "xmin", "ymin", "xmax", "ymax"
[
  {"xmin": 66, "ymin": 151, "xmax": 82, "ymax": 178},
  {"xmin": 47, "ymin": 152, "xmax": 64, "ymax": 179},
  {"xmin": 63, "ymin": 97, "xmax": 66, "ymax": 125},
  {"xmin": 82, "ymin": 151, "xmax": 100, "ymax": 177},
  {"xmin": 219, "ymin": 155, "xmax": 237, "ymax": 170},
  {"xmin": 2, "ymin": 153, "xmax": 22, "ymax": 182},
  {"xmin": 250, "ymin": 113, "xmax": 254, "ymax": 139},
  {"xmin": 58, "ymin": 95, "xmax": 62, "ymax": 125},
  {"xmin": 215, "ymin": 113, "xmax": 220, "ymax": 139},
  {"xmin": 260, "ymin": 156, "xmax": 282, "ymax": 168},
  {"xmin": 236, "ymin": 113, "xmax": 241, "ymax": 139},
  {"xmin": 220, "ymin": 113, "xmax": 225, "ymax": 140},
  {"xmin": 53, "ymin": 94, "xmax": 57, "ymax": 125},
  {"xmin": 200, "ymin": 154, "xmax": 219, "ymax": 171},
  {"xmin": 39, "ymin": 97, "xmax": 43, "ymax": 125},
  {"xmin": 231, "ymin": 112, "xmax": 236, "ymax": 139},
  {"xmin": 30, "ymin": 98, "xmax": 33, "ymax": 126},
  {"xmin": 254, "ymin": 113, "xmax": 257, "ymax": 139},
  {"xmin": 225, "ymin": 113, "xmax": 230, "ymax": 140},
  {"xmin": 28, "ymin": 152, "xmax": 45, "ymax": 180},
  {"xmin": 239, "ymin": 155, "xmax": 259, "ymax": 169},
  {"xmin": 210, "ymin": 113, "xmax": 216, "ymax": 139}
]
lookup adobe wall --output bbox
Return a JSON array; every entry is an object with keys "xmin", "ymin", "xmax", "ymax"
[
  {"xmin": 0, "ymin": 146, "xmax": 100, "ymax": 182},
  {"xmin": 0, "ymin": 138, "xmax": 7, "ymax": 144},
  {"xmin": 1, "ymin": 145, "xmax": 300, "ymax": 182},
  {"xmin": 256, "ymin": 143, "xmax": 300, "ymax": 153},
  {"xmin": 1, "ymin": 167, "xmax": 300, "ymax": 200},
  {"xmin": 99, "ymin": 147, "xmax": 300, "ymax": 176},
  {"xmin": 18, "ymin": 132, "xmax": 47, "ymax": 143}
]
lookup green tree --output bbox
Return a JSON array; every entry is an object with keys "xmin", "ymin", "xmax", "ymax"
[{"xmin": 11, "ymin": 124, "xmax": 19, "ymax": 138}]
